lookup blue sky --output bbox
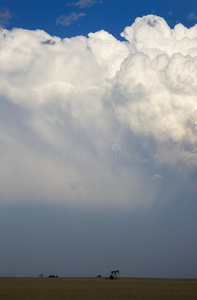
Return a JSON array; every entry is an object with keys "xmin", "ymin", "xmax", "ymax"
[
  {"xmin": 0, "ymin": 0, "xmax": 197, "ymax": 279},
  {"xmin": 1, "ymin": 0, "xmax": 197, "ymax": 39}
]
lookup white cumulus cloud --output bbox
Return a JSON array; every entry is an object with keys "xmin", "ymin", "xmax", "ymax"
[{"xmin": 0, "ymin": 15, "xmax": 197, "ymax": 207}]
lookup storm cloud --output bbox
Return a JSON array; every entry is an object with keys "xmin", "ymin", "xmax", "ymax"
[{"xmin": 0, "ymin": 15, "xmax": 197, "ymax": 207}]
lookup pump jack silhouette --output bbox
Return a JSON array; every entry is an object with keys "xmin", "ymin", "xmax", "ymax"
[{"xmin": 109, "ymin": 270, "xmax": 120, "ymax": 280}]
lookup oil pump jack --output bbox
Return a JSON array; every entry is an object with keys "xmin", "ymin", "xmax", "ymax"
[{"xmin": 109, "ymin": 270, "xmax": 120, "ymax": 280}]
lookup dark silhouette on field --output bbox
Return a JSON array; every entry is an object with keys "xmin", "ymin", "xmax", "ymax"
[{"xmin": 106, "ymin": 270, "xmax": 120, "ymax": 279}]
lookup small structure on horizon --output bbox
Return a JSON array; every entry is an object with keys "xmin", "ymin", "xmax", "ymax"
[
  {"xmin": 109, "ymin": 270, "xmax": 120, "ymax": 280},
  {"xmin": 48, "ymin": 274, "xmax": 59, "ymax": 278}
]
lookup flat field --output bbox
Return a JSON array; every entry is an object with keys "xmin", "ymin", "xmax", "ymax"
[{"xmin": 0, "ymin": 277, "xmax": 196, "ymax": 300}]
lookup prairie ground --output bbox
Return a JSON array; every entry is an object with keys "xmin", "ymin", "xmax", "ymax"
[{"xmin": 0, "ymin": 277, "xmax": 196, "ymax": 300}]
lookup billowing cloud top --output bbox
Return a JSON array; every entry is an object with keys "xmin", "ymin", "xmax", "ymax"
[{"xmin": 0, "ymin": 15, "xmax": 197, "ymax": 206}]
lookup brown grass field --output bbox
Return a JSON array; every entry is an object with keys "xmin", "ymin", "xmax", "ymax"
[{"xmin": 0, "ymin": 277, "xmax": 196, "ymax": 300}]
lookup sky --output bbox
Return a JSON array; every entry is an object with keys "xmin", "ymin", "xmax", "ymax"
[{"xmin": 0, "ymin": 0, "xmax": 197, "ymax": 278}]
